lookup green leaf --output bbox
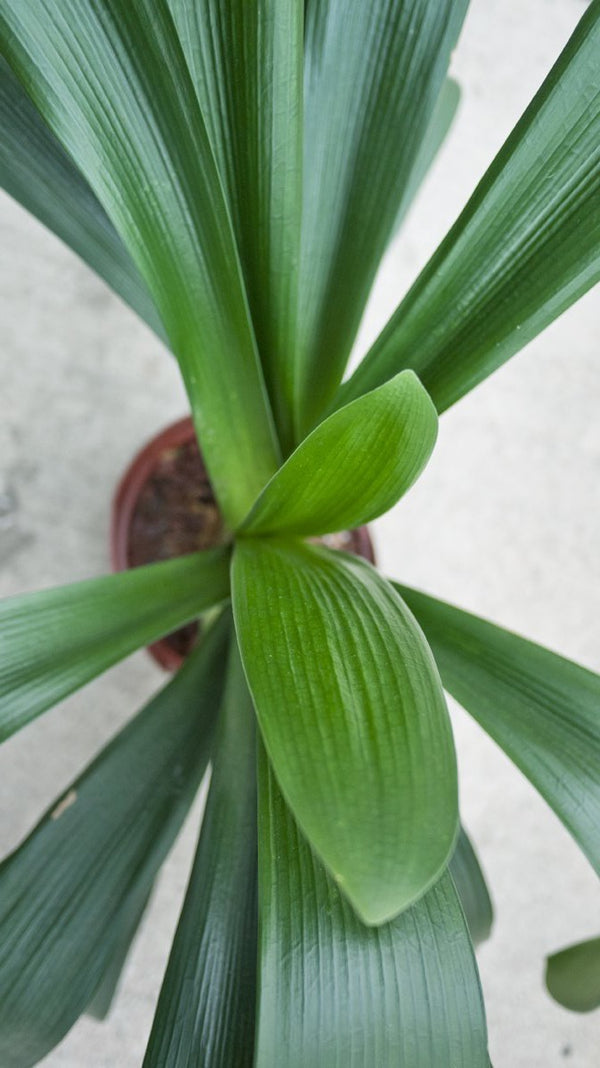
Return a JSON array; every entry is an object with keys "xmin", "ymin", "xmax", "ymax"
[
  {"xmin": 143, "ymin": 640, "xmax": 257, "ymax": 1067},
  {"xmin": 449, "ymin": 826, "xmax": 494, "ymax": 947},
  {"xmin": 0, "ymin": 547, "xmax": 230, "ymax": 742},
  {"xmin": 397, "ymin": 584, "xmax": 600, "ymax": 877},
  {"xmin": 0, "ymin": 618, "xmax": 229, "ymax": 1068},
  {"xmin": 168, "ymin": 0, "xmax": 303, "ymax": 453},
  {"xmin": 546, "ymin": 936, "xmax": 600, "ymax": 1014},
  {"xmin": 0, "ymin": 57, "xmax": 165, "ymax": 341},
  {"xmin": 341, "ymin": 1, "xmax": 600, "ymax": 413},
  {"xmin": 0, "ymin": 2, "xmax": 280, "ymax": 523},
  {"xmin": 239, "ymin": 370, "xmax": 437, "ymax": 538},
  {"xmin": 393, "ymin": 78, "xmax": 461, "ymax": 239},
  {"xmin": 297, "ymin": 0, "xmax": 469, "ymax": 433},
  {"xmin": 85, "ymin": 884, "xmax": 153, "ymax": 1021},
  {"xmin": 232, "ymin": 539, "xmax": 458, "ymax": 925},
  {"xmin": 255, "ymin": 745, "xmax": 489, "ymax": 1067}
]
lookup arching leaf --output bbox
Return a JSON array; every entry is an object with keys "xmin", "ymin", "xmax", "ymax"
[
  {"xmin": 0, "ymin": 619, "xmax": 228, "ymax": 1068},
  {"xmin": 255, "ymin": 747, "xmax": 489, "ymax": 1067},
  {"xmin": 0, "ymin": 548, "xmax": 230, "ymax": 741},
  {"xmin": 398, "ymin": 584, "xmax": 600, "ymax": 877},
  {"xmin": 240, "ymin": 371, "xmax": 437, "ymax": 537},
  {"xmin": 168, "ymin": 0, "xmax": 303, "ymax": 452},
  {"xmin": 0, "ymin": 1, "xmax": 280, "ymax": 522},
  {"xmin": 143, "ymin": 642, "xmax": 257, "ymax": 1068},
  {"xmin": 297, "ymin": 0, "xmax": 469, "ymax": 432},
  {"xmin": 233, "ymin": 540, "xmax": 457, "ymax": 925},
  {"xmin": 341, "ymin": 1, "xmax": 600, "ymax": 414}
]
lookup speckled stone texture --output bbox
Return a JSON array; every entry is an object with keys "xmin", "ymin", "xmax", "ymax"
[{"xmin": 0, "ymin": 1, "xmax": 598, "ymax": 1064}]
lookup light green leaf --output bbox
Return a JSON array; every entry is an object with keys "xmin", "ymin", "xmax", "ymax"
[
  {"xmin": 143, "ymin": 640, "xmax": 257, "ymax": 1067},
  {"xmin": 239, "ymin": 370, "xmax": 437, "ymax": 537},
  {"xmin": 0, "ymin": 547, "xmax": 230, "ymax": 742},
  {"xmin": 0, "ymin": 618, "xmax": 228, "ymax": 1068},
  {"xmin": 341, "ymin": 1, "xmax": 600, "ymax": 413},
  {"xmin": 0, "ymin": 2, "xmax": 280, "ymax": 523},
  {"xmin": 546, "ymin": 936, "xmax": 600, "ymax": 1014},
  {"xmin": 232, "ymin": 539, "xmax": 457, "ymax": 925},
  {"xmin": 450, "ymin": 826, "xmax": 494, "ymax": 947},
  {"xmin": 297, "ymin": 0, "xmax": 469, "ymax": 433},
  {"xmin": 168, "ymin": 0, "xmax": 303, "ymax": 453},
  {"xmin": 393, "ymin": 78, "xmax": 461, "ymax": 239},
  {"xmin": 255, "ymin": 745, "xmax": 489, "ymax": 1067},
  {"xmin": 0, "ymin": 57, "xmax": 165, "ymax": 341},
  {"xmin": 397, "ymin": 584, "xmax": 600, "ymax": 877}
]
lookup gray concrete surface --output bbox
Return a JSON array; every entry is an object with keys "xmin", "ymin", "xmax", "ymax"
[{"xmin": 0, "ymin": 0, "xmax": 598, "ymax": 1064}]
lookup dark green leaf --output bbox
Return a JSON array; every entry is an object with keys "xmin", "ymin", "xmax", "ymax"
[
  {"xmin": 144, "ymin": 640, "xmax": 257, "ymax": 1067},
  {"xmin": 0, "ymin": 618, "xmax": 228, "ymax": 1068},
  {"xmin": 0, "ymin": 1, "xmax": 280, "ymax": 523},
  {"xmin": 393, "ymin": 78, "xmax": 461, "ymax": 238},
  {"xmin": 0, "ymin": 57, "xmax": 165, "ymax": 341},
  {"xmin": 169, "ymin": 0, "xmax": 303, "ymax": 452},
  {"xmin": 546, "ymin": 936, "xmax": 600, "ymax": 1014},
  {"xmin": 297, "ymin": 0, "xmax": 469, "ymax": 432},
  {"xmin": 0, "ymin": 548, "xmax": 230, "ymax": 741},
  {"xmin": 233, "ymin": 539, "xmax": 457, "ymax": 925},
  {"xmin": 85, "ymin": 883, "xmax": 153, "ymax": 1021},
  {"xmin": 398, "ymin": 584, "xmax": 600, "ymax": 877},
  {"xmin": 255, "ymin": 745, "xmax": 489, "ymax": 1067},
  {"xmin": 239, "ymin": 370, "xmax": 437, "ymax": 537},
  {"xmin": 450, "ymin": 826, "xmax": 494, "ymax": 947},
  {"xmin": 341, "ymin": 1, "xmax": 600, "ymax": 413}
]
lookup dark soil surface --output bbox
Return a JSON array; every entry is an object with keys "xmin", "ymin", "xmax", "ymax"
[{"xmin": 127, "ymin": 438, "xmax": 223, "ymax": 659}]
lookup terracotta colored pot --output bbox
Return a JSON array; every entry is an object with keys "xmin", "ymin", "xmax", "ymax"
[
  {"xmin": 111, "ymin": 416, "xmax": 376, "ymax": 671},
  {"xmin": 111, "ymin": 417, "xmax": 209, "ymax": 671}
]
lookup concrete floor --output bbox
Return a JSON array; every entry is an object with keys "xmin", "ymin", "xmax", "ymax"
[{"xmin": 0, "ymin": 0, "xmax": 599, "ymax": 1064}]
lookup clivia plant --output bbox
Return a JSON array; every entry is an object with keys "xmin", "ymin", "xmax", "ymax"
[{"xmin": 0, "ymin": 1, "xmax": 599, "ymax": 1065}]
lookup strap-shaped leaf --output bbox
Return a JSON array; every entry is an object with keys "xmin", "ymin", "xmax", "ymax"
[
  {"xmin": 0, "ymin": 618, "xmax": 228, "ymax": 1068},
  {"xmin": 398, "ymin": 584, "xmax": 600, "ymax": 876},
  {"xmin": 546, "ymin": 936, "xmax": 600, "ymax": 1014},
  {"xmin": 341, "ymin": 0, "xmax": 600, "ymax": 413},
  {"xmin": 255, "ymin": 746, "xmax": 489, "ymax": 1067},
  {"xmin": 239, "ymin": 370, "xmax": 437, "ymax": 537},
  {"xmin": 232, "ymin": 539, "xmax": 457, "ymax": 925},
  {"xmin": 144, "ymin": 641, "xmax": 257, "ymax": 1067},
  {"xmin": 0, "ymin": 57, "xmax": 164, "ymax": 341},
  {"xmin": 393, "ymin": 78, "xmax": 461, "ymax": 239},
  {"xmin": 0, "ymin": 547, "xmax": 230, "ymax": 742},
  {"xmin": 449, "ymin": 826, "xmax": 494, "ymax": 947},
  {"xmin": 86, "ymin": 884, "xmax": 153, "ymax": 1021},
  {"xmin": 169, "ymin": 0, "xmax": 303, "ymax": 453},
  {"xmin": 0, "ymin": 2, "xmax": 280, "ymax": 523},
  {"xmin": 297, "ymin": 0, "xmax": 469, "ymax": 432}
]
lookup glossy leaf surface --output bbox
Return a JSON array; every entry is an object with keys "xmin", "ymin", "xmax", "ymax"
[
  {"xmin": 0, "ymin": 2, "xmax": 279, "ymax": 523},
  {"xmin": 169, "ymin": 0, "xmax": 303, "ymax": 451},
  {"xmin": 240, "ymin": 370, "xmax": 437, "ymax": 537},
  {"xmin": 233, "ymin": 539, "xmax": 457, "ymax": 925},
  {"xmin": 342, "ymin": 1, "xmax": 600, "ymax": 413},
  {"xmin": 546, "ymin": 936, "xmax": 600, "ymax": 1014},
  {"xmin": 144, "ymin": 642, "xmax": 257, "ymax": 1068},
  {"xmin": 449, "ymin": 827, "xmax": 494, "ymax": 947},
  {"xmin": 297, "ymin": 0, "xmax": 468, "ymax": 430},
  {"xmin": 0, "ymin": 620, "xmax": 228, "ymax": 1068},
  {"xmin": 399, "ymin": 584, "xmax": 600, "ymax": 876},
  {"xmin": 0, "ymin": 548, "xmax": 230, "ymax": 741},
  {"xmin": 255, "ymin": 748, "xmax": 489, "ymax": 1067},
  {"xmin": 0, "ymin": 57, "xmax": 164, "ymax": 340}
]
